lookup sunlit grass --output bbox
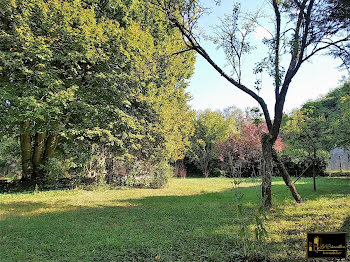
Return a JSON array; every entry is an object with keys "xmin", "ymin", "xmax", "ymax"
[{"xmin": 0, "ymin": 177, "xmax": 349, "ymax": 261}]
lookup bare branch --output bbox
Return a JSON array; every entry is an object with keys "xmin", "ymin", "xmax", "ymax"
[
  {"xmin": 272, "ymin": 0, "xmax": 281, "ymax": 100},
  {"xmin": 272, "ymin": 0, "xmax": 311, "ymax": 140},
  {"xmin": 193, "ymin": 44, "xmax": 273, "ymax": 130},
  {"xmin": 301, "ymin": 37, "xmax": 350, "ymax": 62},
  {"xmin": 169, "ymin": 48, "xmax": 195, "ymax": 57}
]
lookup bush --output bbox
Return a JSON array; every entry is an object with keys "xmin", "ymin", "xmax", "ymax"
[
  {"xmin": 277, "ymin": 154, "xmax": 328, "ymax": 177},
  {"xmin": 0, "ymin": 136, "xmax": 21, "ymax": 179},
  {"xmin": 105, "ymin": 159, "xmax": 173, "ymax": 189},
  {"xmin": 150, "ymin": 160, "xmax": 173, "ymax": 188},
  {"xmin": 326, "ymin": 170, "xmax": 350, "ymax": 177},
  {"xmin": 183, "ymin": 156, "xmax": 202, "ymax": 177}
]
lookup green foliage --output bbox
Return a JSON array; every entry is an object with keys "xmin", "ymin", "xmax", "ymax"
[
  {"xmin": 150, "ymin": 160, "xmax": 173, "ymax": 188},
  {"xmin": 334, "ymin": 81, "xmax": 350, "ymax": 148},
  {"xmin": 302, "ymin": 80, "xmax": 350, "ymax": 149},
  {"xmin": 0, "ymin": 0, "xmax": 195, "ymax": 184},
  {"xmin": 187, "ymin": 110, "xmax": 237, "ymax": 177},
  {"xmin": 282, "ymin": 108, "xmax": 331, "ymax": 161},
  {"xmin": 117, "ymin": 159, "xmax": 173, "ymax": 188},
  {"xmin": 282, "ymin": 80, "xmax": 350, "ymax": 162},
  {"xmin": 277, "ymin": 153, "xmax": 328, "ymax": 178},
  {"xmin": 0, "ymin": 136, "xmax": 21, "ymax": 179}
]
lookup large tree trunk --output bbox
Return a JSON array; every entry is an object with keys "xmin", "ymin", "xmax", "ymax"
[
  {"xmin": 261, "ymin": 133, "xmax": 303, "ymax": 209},
  {"xmin": 32, "ymin": 132, "xmax": 46, "ymax": 180},
  {"xmin": 44, "ymin": 134, "xmax": 59, "ymax": 160},
  {"xmin": 20, "ymin": 121, "xmax": 33, "ymax": 181},
  {"xmin": 20, "ymin": 123, "xmax": 59, "ymax": 184},
  {"xmin": 261, "ymin": 134, "xmax": 273, "ymax": 209},
  {"xmin": 272, "ymin": 150, "xmax": 302, "ymax": 203}
]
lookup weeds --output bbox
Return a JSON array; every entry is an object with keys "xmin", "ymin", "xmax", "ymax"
[{"xmin": 233, "ymin": 178, "xmax": 268, "ymax": 260}]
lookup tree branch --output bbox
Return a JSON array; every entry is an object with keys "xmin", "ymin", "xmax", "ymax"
[
  {"xmin": 167, "ymin": 14, "xmax": 273, "ymax": 130},
  {"xmin": 169, "ymin": 48, "xmax": 195, "ymax": 57},
  {"xmin": 271, "ymin": 0, "xmax": 312, "ymax": 141},
  {"xmin": 301, "ymin": 37, "xmax": 350, "ymax": 62},
  {"xmin": 272, "ymin": 0, "xmax": 281, "ymax": 101}
]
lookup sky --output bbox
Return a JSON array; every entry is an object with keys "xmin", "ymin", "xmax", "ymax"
[{"xmin": 186, "ymin": 0, "xmax": 347, "ymax": 116}]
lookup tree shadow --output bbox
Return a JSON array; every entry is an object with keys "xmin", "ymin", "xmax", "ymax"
[
  {"xmin": 259, "ymin": 177, "xmax": 350, "ymax": 261},
  {"xmin": 0, "ymin": 178, "xmax": 349, "ymax": 261},
  {"xmin": 0, "ymin": 186, "xmax": 266, "ymax": 261},
  {"xmin": 274, "ymin": 176, "xmax": 350, "ymax": 201},
  {"xmin": 0, "ymin": 200, "xmax": 74, "ymax": 218}
]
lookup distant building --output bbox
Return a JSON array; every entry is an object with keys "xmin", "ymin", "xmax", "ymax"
[{"xmin": 328, "ymin": 147, "xmax": 350, "ymax": 171}]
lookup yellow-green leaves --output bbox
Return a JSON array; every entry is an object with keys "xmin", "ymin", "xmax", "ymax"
[{"xmin": 0, "ymin": 0, "xmax": 196, "ymax": 170}]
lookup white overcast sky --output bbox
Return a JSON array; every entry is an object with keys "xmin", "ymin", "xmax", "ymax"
[{"xmin": 186, "ymin": 0, "xmax": 348, "ymax": 115}]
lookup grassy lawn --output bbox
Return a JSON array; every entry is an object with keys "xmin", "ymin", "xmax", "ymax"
[{"xmin": 0, "ymin": 177, "xmax": 349, "ymax": 261}]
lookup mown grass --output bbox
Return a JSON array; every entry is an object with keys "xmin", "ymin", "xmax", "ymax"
[{"xmin": 0, "ymin": 177, "xmax": 349, "ymax": 261}]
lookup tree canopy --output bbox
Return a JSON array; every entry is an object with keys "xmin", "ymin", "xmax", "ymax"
[
  {"xmin": 0, "ymin": 0, "xmax": 195, "ymax": 183},
  {"xmin": 282, "ymin": 79, "xmax": 350, "ymax": 155},
  {"xmin": 187, "ymin": 110, "xmax": 237, "ymax": 177}
]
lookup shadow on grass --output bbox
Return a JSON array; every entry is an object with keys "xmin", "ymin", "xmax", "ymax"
[
  {"xmin": 0, "ymin": 188, "xmax": 262, "ymax": 261},
  {"xmin": 0, "ymin": 177, "xmax": 349, "ymax": 261},
  {"xmin": 0, "ymin": 200, "xmax": 73, "ymax": 216},
  {"xmin": 275, "ymin": 176, "xmax": 350, "ymax": 201},
  {"xmin": 261, "ymin": 177, "xmax": 350, "ymax": 261}
]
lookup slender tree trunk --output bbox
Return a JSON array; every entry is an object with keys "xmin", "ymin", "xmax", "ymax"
[
  {"xmin": 272, "ymin": 151, "xmax": 303, "ymax": 203},
  {"xmin": 313, "ymin": 148, "xmax": 317, "ymax": 192},
  {"xmin": 339, "ymin": 155, "xmax": 342, "ymax": 172},
  {"xmin": 32, "ymin": 132, "xmax": 46, "ymax": 180},
  {"xmin": 201, "ymin": 150, "xmax": 209, "ymax": 178},
  {"xmin": 204, "ymin": 169, "xmax": 209, "ymax": 178},
  {"xmin": 20, "ymin": 121, "xmax": 33, "ymax": 181},
  {"xmin": 177, "ymin": 159, "xmax": 186, "ymax": 178},
  {"xmin": 261, "ymin": 134, "xmax": 273, "ymax": 209},
  {"xmin": 228, "ymin": 152, "xmax": 235, "ymax": 177}
]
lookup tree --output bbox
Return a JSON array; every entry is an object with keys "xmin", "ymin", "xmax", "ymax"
[
  {"xmin": 282, "ymin": 108, "xmax": 331, "ymax": 191},
  {"xmin": 0, "ymin": 0, "xmax": 196, "ymax": 184},
  {"xmin": 323, "ymin": 0, "xmax": 350, "ymax": 69},
  {"xmin": 281, "ymin": 80, "xmax": 350, "ymax": 190},
  {"xmin": 1, "ymin": 0, "xmax": 116, "ymax": 182},
  {"xmin": 149, "ymin": 0, "xmax": 350, "ymax": 208},
  {"xmin": 0, "ymin": 136, "xmax": 21, "ymax": 178},
  {"xmin": 217, "ymin": 115, "xmax": 285, "ymax": 177},
  {"xmin": 330, "ymin": 80, "xmax": 350, "ymax": 148},
  {"xmin": 188, "ymin": 110, "xmax": 237, "ymax": 177},
  {"xmin": 288, "ymin": 79, "xmax": 350, "ymax": 149}
]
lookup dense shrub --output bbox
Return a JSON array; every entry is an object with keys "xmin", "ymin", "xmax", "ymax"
[
  {"xmin": 0, "ymin": 136, "xmax": 21, "ymax": 179},
  {"xmin": 183, "ymin": 156, "xmax": 202, "ymax": 177},
  {"xmin": 104, "ymin": 160, "xmax": 173, "ymax": 189},
  {"xmin": 276, "ymin": 154, "xmax": 328, "ymax": 177},
  {"xmin": 0, "ymin": 159, "xmax": 173, "ymax": 193},
  {"xmin": 150, "ymin": 161, "xmax": 173, "ymax": 188}
]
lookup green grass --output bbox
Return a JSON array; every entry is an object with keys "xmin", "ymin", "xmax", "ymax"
[{"xmin": 0, "ymin": 177, "xmax": 349, "ymax": 261}]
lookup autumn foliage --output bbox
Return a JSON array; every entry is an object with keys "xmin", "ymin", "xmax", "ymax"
[{"xmin": 216, "ymin": 119, "xmax": 285, "ymax": 177}]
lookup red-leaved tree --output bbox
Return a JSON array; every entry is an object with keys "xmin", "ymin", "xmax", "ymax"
[{"xmin": 217, "ymin": 120, "xmax": 285, "ymax": 177}]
